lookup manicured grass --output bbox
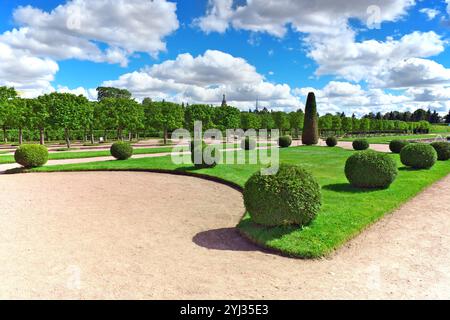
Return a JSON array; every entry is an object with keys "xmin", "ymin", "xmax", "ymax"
[
  {"xmin": 340, "ymin": 134, "xmax": 448, "ymax": 144},
  {"xmin": 27, "ymin": 146, "xmax": 450, "ymax": 258}
]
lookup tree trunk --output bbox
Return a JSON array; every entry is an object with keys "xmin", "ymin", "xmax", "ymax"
[
  {"xmin": 83, "ymin": 128, "xmax": 87, "ymax": 142},
  {"xmin": 39, "ymin": 128, "xmax": 45, "ymax": 145},
  {"xmin": 65, "ymin": 128, "xmax": 71, "ymax": 149},
  {"xmin": 129, "ymin": 131, "xmax": 132, "ymax": 141},
  {"xmin": 18, "ymin": 127, "xmax": 23, "ymax": 145},
  {"xmin": 3, "ymin": 126, "xmax": 7, "ymax": 143},
  {"xmin": 90, "ymin": 130, "xmax": 95, "ymax": 145},
  {"xmin": 163, "ymin": 128, "xmax": 168, "ymax": 145}
]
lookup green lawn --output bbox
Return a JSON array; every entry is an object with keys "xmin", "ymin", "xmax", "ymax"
[
  {"xmin": 340, "ymin": 134, "xmax": 449, "ymax": 144},
  {"xmin": 24, "ymin": 146, "xmax": 450, "ymax": 258},
  {"xmin": 0, "ymin": 143, "xmax": 270, "ymax": 164}
]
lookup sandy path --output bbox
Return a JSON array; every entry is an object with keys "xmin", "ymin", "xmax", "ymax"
[{"xmin": 1, "ymin": 171, "xmax": 449, "ymax": 300}]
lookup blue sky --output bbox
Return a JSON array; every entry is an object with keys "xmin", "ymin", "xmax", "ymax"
[{"xmin": 1, "ymin": 0, "xmax": 450, "ymax": 115}]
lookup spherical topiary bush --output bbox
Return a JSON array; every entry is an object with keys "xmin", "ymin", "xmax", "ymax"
[
  {"xmin": 190, "ymin": 140, "xmax": 219, "ymax": 169},
  {"xmin": 389, "ymin": 140, "xmax": 410, "ymax": 154},
  {"xmin": 345, "ymin": 151, "xmax": 398, "ymax": 189},
  {"xmin": 400, "ymin": 143, "xmax": 437, "ymax": 169},
  {"xmin": 110, "ymin": 141, "xmax": 133, "ymax": 160},
  {"xmin": 241, "ymin": 137, "xmax": 257, "ymax": 150},
  {"xmin": 326, "ymin": 136, "xmax": 338, "ymax": 147},
  {"xmin": 431, "ymin": 142, "xmax": 450, "ymax": 161},
  {"xmin": 353, "ymin": 139, "xmax": 369, "ymax": 151},
  {"xmin": 243, "ymin": 164, "xmax": 321, "ymax": 227},
  {"xmin": 14, "ymin": 144, "xmax": 49, "ymax": 168},
  {"xmin": 278, "ymin": 135, "xmax": 292, "ymax": 148}
]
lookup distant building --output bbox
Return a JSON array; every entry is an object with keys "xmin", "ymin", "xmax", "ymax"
[{"xmin": 221, "ymin": 94, "xmax": 227, "ymax": 107}]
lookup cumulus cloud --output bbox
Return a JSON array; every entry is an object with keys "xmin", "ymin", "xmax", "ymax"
[
  {"xmin": 0, "ymin": 0, "xmax": 179, "ymax": 66},
  {"xmin": 419, "ymin": 8, "xmax": 440, "ymax": 20},
  {"xmin": 0, "ymin": 42, "xmax": 58, "ymax": 98},
  {"xmin": 103, "ymin": 50, "xmax": 302, "ymax": 110}
]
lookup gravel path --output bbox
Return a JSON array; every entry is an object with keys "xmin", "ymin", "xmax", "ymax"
[{"xmin": 1, "ymin": 171, "xmax": 449, "ymax": 299}]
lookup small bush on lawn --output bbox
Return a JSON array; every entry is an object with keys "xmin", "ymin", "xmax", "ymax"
[
  {"xmin": 389, "ymin": 140, "xmax": 410, "ymax": 154},
  {"xmin": 353, "ymin": 139, "xmax": 369, "ymax": 151},
  {"xmin": 15, "ymin": 144, "xmax": 49, "ymax": 168},
  {"xmin": 190, "ymin": 140, "xmax": 219, "ymax": 168},
  {"xmin": 400, "ymin": 143, "xmax": 437, "ymax": 169},
  {"xmin": 345, "ymin": 151, "xmax": 398, "ymax": 189},
  {"xmin": 278, "ymin": 136, "xmax": 292, "ymax": 148},
  {"xmin": 241, "ymin": 137, "xmax": 257, "ymax": 150},
  {"xmin": 110, "ymin": 141, "xmax": 133, "ymax": 160},
  {"xmin": 243, "ymin": 164, "xmax": 321, "ymax": 227},
  {"xmin": 326, "ymin": 137, "xmax": 338, "ymax": 147},
  {"xmin": 431, "ymin": 142, "xmax": 450, "ymax": 161}
]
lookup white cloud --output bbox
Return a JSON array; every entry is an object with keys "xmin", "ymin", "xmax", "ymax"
[
  {"xmin": 419, "ymin": 8, "xmax": 440, "ymax": 20},
  {"xmin": 196, "ymin": 0, "xmax": 414, "ymax": 37},
  {"xmin": 0, "ymin": 0, "xmax": 179, "ymax": 66},
  {"xmin": 103, "ymin": 50, "xmax": 302, "ymax": 110},
  {"xmin": 56, "ymin": 86, "xmax": 98, "ymax": 101},
  {"xmin": 0, "ymin": 42, "xmax": 58, "ymax": 98}
]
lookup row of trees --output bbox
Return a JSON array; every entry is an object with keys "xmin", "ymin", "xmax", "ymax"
[
  {"xmin": 360, "ymin": 109, "xmax": 450, "ymax": 124},
  {"xmin": 0, "ymin": 86, "xmax": 447, "ymax": 148}
]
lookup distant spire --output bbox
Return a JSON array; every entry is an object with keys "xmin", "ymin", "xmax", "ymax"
[
  {"xmin": 255, "ymin": 97, "xmax": 259, "ymax": 112},
  {"xmin": 221, "ymin": 94, "xmax": 227, "ymax": 107}
]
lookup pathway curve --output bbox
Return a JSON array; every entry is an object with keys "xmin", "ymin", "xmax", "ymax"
[{"xmin": 0, "ymin": 171, "xmax": 449, "ymax": 299}]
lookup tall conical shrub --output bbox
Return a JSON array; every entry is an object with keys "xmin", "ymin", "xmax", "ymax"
[{"xmin": 302, "ymin": 92, "xmax": 319, "ymax": 145}]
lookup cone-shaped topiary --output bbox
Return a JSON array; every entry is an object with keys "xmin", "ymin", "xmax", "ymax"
[
  {"xmin": 431, "ymin": 142, "xmax": 450, "ymax": 161},
  {"xmin": 389, "ymin": 140, "xmax": 410, "ymax": 154},
  {"xmin": 243, "ymin": 164, "xmax": 321, "ymax": 227},
  {"xmin": 15, "ymin": 144, "xmax": 49, "ymax": 168},
  {"xmin": 345, "ymin": 151, "xmax": 398, "ymax": 189},
  {"xmin": 278, "ymin": 135, "xmax": 292, "ymax": 148},
  {"xmin": 326, "ymin": 136, "xmax": 338, "ymax": 147},
  {"xmin": 400, "ymin": 143, "xmax": 437, "ymax": 169},
  {"xmin": 110, "ymin": 141, "xmax": 133, "ymax": 160},
  {"xmin": 302, "ymin": 92, "xmax": 319, "ymax": 145}
]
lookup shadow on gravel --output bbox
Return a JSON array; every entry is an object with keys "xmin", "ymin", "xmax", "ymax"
[{"xmin": 193, "ymin": 228, "xmax": 260, "ymax": 252}]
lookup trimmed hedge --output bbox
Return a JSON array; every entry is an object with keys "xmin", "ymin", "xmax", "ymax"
[
  {"xmin": 278, "ymin": 135, "xmax": 292, "ymax": 148},
  {"xmin": 241, "ymin": 137, "xmax": 257, "ymax": 150},
  {"xmin": 110, "ymin": 141, "xmax": 133, "ymax": 160},
  {"xmin": 431, "ymin": 142, "xmax": 450, "ymax": 161},
  {"xmin": 14, "ymin": 144, "xmax": 49, "ymax": 168},
  {"xmin": 389, "ymin": 140, "xmax": 410, "ymax": 154},
  {"xmin": 243, "ymin": 164, "xmax": 321, "ymax": 227},
  {"xmin": 400, "ymin": 143, "xmax": 437, "ymax": 169},
  {"xmin": 353, "ymin": 139, "xmax": 369, "ymax": 151},
  {"xmin": 190, "ymin": 140, "xmax": 219, "ymax": 168},
  {"xmin": 345, "ymin": 151, "xmax": 398, "ymax": 189},
  {"xmin": 326, "ymin": 136, "xmax": 338, "ymax": 147}
]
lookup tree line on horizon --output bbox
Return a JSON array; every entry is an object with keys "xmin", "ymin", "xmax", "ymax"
[{"xmin": 1, "ymin": 86, "xmax": 449, "ymax": 148}]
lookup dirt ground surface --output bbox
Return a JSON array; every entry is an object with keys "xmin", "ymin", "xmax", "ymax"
[{"xmin": 1, "ymin": 171, "xmax": 449, "ymax": 300}]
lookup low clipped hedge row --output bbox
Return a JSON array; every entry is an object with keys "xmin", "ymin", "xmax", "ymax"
[
  {"xmin": 14, "ymin": 144, "xmax": 49, "ymax": 168},
  {"xmin": 345, "ymin": 151, "xmax": 398, "ymax": 189},
  {"xmin": 243, "ymin": 164, "xmax": 321, "ymax": 227},
  {"xmin": 431, "ymin": 142, "xmax": 450, "ymax": 161},
  {"xmin": 110, "ymin": 141, "xmax": 133, "ymax": 160}
]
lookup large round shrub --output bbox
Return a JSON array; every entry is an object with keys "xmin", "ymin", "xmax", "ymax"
[
  {"xmin": 353, "ymin": 139, "xmax": 369, "ymax": 151},
  {"xmin": 190, "ymin": 140, "xmax": 219, "ymax": 168},
  {"xmin": 431, "ymin": 142, "xmax": 450, "ymax": 161},
  {"xmin": 400, "ymin": 143, "xmax": 437, "ymax": 169},
  {"xmin": 278, "ymin": 135, "xmax": 292, "ymax": 148},
  {"xmin": 14, "ymin": 144, "xmax": 49, "ymax": 168},
  {"xmin": 243, "ymin": 164, "xmax": 321, "ymax": 227},
  {"xmin": 389, "ymin": 140, "xmax": 410, "ymax": 154},
  {"xmin": 110, "ymin": 141, "xmax": 133, "ymax": 160},
  {"xmin": 345, "ymin": 151, "xmax": 398, "ymax": 189},
  {"xmin": 241, "ymin": 137, "xmax": 257, "ymax": 150},
  {"xmin": 326, "ymin": 136, "xmax": 338, "ymax": 147}
]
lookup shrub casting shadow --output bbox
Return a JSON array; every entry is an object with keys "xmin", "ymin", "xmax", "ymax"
[
  {"xmin": 399, "ymin": 166, "xmax": 428, "ymax": 172},
  {"xmin": 322, "ymin": 183, "xmax": 385, "ymax": 193},
  {"xmin": 193, "ymin": 228, "xmax": 260, "ymax": 252}
]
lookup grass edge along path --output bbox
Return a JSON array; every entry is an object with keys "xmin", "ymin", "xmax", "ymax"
[{"xmin": 21, "ymin": 146, "xmax": 450, "ymax": 259}]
